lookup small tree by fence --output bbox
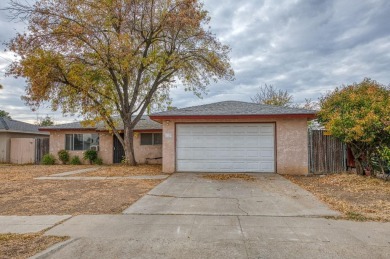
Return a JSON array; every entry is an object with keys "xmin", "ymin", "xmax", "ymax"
[{"xmin": 308, "ymin": 130, "xmax": 346, "ymax": 174}]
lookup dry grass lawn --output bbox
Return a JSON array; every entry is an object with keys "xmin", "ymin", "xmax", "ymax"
[
  {"xmin": 0, "ymin": 233, "xmax": 67, "ymax": 259},
  {"xmin": 0, "ymin": 165, "xmax": 162, "ymax": 215},
  {"xmin": 82, "ymin": 164, "xmax": 167, "ymax": 177},
  {"xmin": 202, "ymin": 173, "xmax": 255, "ymax": 181},
  {"xmin": 285, "ymin": 173, "xmax": 390, "ymax": 221}
]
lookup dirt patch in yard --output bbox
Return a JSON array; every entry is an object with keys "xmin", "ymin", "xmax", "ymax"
[
  {"xmin": 0, "ymin": 233, "xmax": 67, "ymax": 259},
  {"xmin": 0, "ymin": 165, "xmax": 162, "ymax": 215},
  {"xmin": 284, "ymin": 174, "xmax": 390, "ymax": 221},
  {"xmin": 81, "ymin": 164, "xmax": 168, "ymax": 177},
  {"xmin": 202, "ymin": 173, "xmax": 255, "ymax": 181}
]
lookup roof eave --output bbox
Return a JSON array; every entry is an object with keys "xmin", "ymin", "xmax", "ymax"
[
  {"xmin": 0, "ymin": 129, "xmax": 49, "ymax": 135},
  {"xmin": 39, "ymin": 128, "xmax": 96, "ymax": 132},
  {"xmin": 150, "ymin": 114, "xmax": 317, "ymax": 122}
]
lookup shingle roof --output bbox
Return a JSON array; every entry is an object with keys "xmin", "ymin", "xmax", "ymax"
[
  {"xmin": 150, "ymin": 101, "xmax": 316, "ymax": 117},
  {"xmin": 39, "ymin": 115, "xmax": 161, "ymax": 131},
  {"xmin": 0, "ymin": 117, "xmax": 48, "ymax": 134}
]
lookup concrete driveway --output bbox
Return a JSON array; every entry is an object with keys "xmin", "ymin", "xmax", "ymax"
[
  {"xmin": 39, "ymin": 173, "xmax": 390, "ymax": 259},
  {"xmin": 123, "ymin": 173, "xmax": 339, "ymax": 216}
]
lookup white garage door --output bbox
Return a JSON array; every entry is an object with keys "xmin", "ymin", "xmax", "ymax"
[{"xmin": 176, "ymin": 123, "xmax": 275, "ymax": 173}]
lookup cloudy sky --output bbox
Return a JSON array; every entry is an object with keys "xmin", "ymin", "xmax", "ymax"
[{"xmin": 0, "ymin": 0, "xmax": 389, "ymax": 123}]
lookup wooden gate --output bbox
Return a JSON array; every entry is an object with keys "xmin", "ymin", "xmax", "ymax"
[
  {"xmin": 113, "ymin": 134, "xmax": 125, "ymax": 163},
  {"xmin": 35, "ymin": 138, "xmax": 49, "ymax": 164},
  {"xmin": 308, "ymin": 130, "xmax": 346, "ymax": 174}
]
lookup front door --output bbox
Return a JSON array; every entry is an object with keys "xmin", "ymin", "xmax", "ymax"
[{"xmin": 113, "ymin": 134, "xmax": 125, "ymax": 163}]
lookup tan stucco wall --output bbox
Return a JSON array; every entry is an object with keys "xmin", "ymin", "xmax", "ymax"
[
  {"xmin": 49, "ymin": 130, "xmax": 113, "ymax": 164},
  {"xmin": 134, "ymin": 132, "xmax": 162, "ymax": 164},
  {"xmin": 49, "ymin": 130, "xmax": 162, "ymax": 164},
  {"xmin": 161, "ymin": 118, "xmax": 309, "ymax": 175},
  {"xmin": 0, "ymin": 132, "xmax": 48, "ymax": 163}
]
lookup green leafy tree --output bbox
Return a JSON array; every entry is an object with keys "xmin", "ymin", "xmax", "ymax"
[
  {"xmin": 38, "ymin": 115, "xmax": 55, "ymax": 126},
  {"xmin": 318, "ymin": 78, "xmax": 390, "ymax": 175},
  {"xmin": 6, "ymin": 0, "xmax": 234, "ymax": 166},
  {"xmin": 0, "ymin": 110, "xmax": 11, "ymax": 119}
]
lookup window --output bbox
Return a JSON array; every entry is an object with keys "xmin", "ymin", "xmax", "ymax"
[
  {"xmin": 141, "ymin": 133, "xmax": 162, "ymax": 145},
  {"xmin": 65, "ymin": 134, "xmax": 99, "ymax": 150}
]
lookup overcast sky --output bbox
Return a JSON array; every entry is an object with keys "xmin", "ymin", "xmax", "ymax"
[{"xmin": 0, "ymin": 0, "xmax": 389, "ymax": 124}]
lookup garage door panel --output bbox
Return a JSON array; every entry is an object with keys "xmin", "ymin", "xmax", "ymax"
[
  {"xmin": 177, "ymin": 160, "xmax": 274, "ymax": 172},
  {"xmin": 176, "ymin": 123, "xmax": 275, "ymax": 173},
  {"xmin": 177, "ymin": 147, "xmax": 275, "ymax": 161},
  {"xmin": 177, "ymin": 136, "xmax": 274, "ymax": 149}
]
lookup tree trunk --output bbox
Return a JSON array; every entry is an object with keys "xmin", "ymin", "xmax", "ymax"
[
  {"xmin": 123, "ymin": 124, "xmax": 137, "ymax": 166},
  {"xmin": 350, "ymin": 145, "xmax": 364, "ymax": 175}
]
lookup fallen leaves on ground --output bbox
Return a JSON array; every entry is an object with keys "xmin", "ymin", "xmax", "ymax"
[
  {"xmin": 81, "ymin": 164, "xmax": 167, "ymax": 177},
  {"xmin": 0, "ymin": 165, "xmax": 96, "ymax": 180},
  {"xmin": 0, "ymin": 233, "xmax": 68, "ymax": 259},
  {"xmin": 0, "ymin": 165, "xmax": 162, "ymax": 215},
  {"xmin": 202, "ymin": 173, "xmax": 255, "ymax": 181},
  {"xmin": 284, "ymin": 173, "xmax": 390, "ymax": 221}
]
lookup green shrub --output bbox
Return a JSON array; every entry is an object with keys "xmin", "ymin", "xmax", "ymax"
[
  {"xmin": 41, "ymin": 154, "xmax": 56, "ymax": 165},
  {"xmin": 94, "ymin": 157, "xmax": 103, "ymax": 165},
  {"xmin": 70, "ymin": 156, "xmax": 82, "ymax": 165},
  {"xmin": 83, "ymin": 150, "xmax": 98, "ymax": 164},
  {"xmin": 57, "ymin": 150, "xmax": 70, "ymax": 164}
]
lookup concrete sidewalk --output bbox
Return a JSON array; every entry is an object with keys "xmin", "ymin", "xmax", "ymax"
[
  {"xmin": 43, "ymin": 215, "xmax": 390, "ymax": 258},
  {"xmin": 0, "ymin": 215, "xmax": 71, "ymax": 234}
]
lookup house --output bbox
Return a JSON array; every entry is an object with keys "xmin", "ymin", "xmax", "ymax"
[
  {"xmin": 40, "ymin": 101, "xmax": 316, "ymax": 175},
  {"xmin": 0, "ymin": 117, "xmax": 49, "ymax": 163},
  {"xmin": 150, "ymin": 101, "xmax": 316, "ymax": 175},
  {"xmin": 39, "ymin": 116, "xmax": 162, "ymax": 164}
]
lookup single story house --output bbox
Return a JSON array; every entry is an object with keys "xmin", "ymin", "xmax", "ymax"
[
  {"xmin": 39, "ymin": 116, "xmax": 163, "ymax": 164},
  {"xmin": 0, "ymin": 117, "xmax": 49, "ymax": 163},
  {"xmin": 40, "ymin": 101, "xmax": 316, "ymax": 175}
]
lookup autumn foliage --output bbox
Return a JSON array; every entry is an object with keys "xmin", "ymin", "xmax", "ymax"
[
  {"xmin": 6, "ymin": 0, "xmax": 233, "ymax": 165},
  {"xmin": 318, "ymin": 78, "xmax": 390, "ymax": 175}
]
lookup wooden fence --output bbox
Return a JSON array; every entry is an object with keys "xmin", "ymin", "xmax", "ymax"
[
  {"xmin": 10, "ymin": 138, "xmax": 49, "ymax": 164},
  {"xmin": 308, "ymin": 130, "xmax": 346, "ymax": 174}
]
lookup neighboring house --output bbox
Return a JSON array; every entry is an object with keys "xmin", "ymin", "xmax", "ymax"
[
  {"xmin": 39, "ymin": 116, "xmax": 162, "ymax": 164},
  {"xmin": 0, "ymin": 117, "xmax": 49, "ymax": 163},
  {"xmin": 150, "ymin": 101, "xmax": 316, "ymax": 175},
  {"xmin": 39, "ymin": 101, "xmax": 316, "ymax": 175}
]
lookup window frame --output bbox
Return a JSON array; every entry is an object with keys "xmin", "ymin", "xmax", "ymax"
[
  {"xmin": 140, "ymin": 133, "xmax": 162, "ymax": 146},
  {"xmin": 65, "ymin": 133, "xmax": 99, "ymax": 151}
]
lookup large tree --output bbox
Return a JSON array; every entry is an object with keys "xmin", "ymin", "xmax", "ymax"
[
  {"xmin": 318, "ymin": 78, "xmax": 390, "ymax": 175},
  {"xmin": 6, "ymin": 0, "xmax": 234, "ymax": 165}
]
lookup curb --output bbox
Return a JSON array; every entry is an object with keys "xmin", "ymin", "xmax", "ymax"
[{"xmin": 30, "ymin": 238, "xmax": 79, "ymax": 259}]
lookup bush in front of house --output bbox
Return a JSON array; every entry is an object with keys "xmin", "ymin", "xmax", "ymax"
[
  {"xmin": 41, "ymin": 154, "xmax": 56, "ymax": 165},
  {"xmin": 83, "ymin": 150, "xmax": 98, "ymax": 165},
  {"xmin": 70, "ymin": 156, "xmax": 82, "ymax": 165},
  {"xmin": 57, "ymin": 150, "xmax": 70, "ymax": 164},
  {"xmin": 94, "ymin": 157, "xmax": 103, "ymax": 165}
]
